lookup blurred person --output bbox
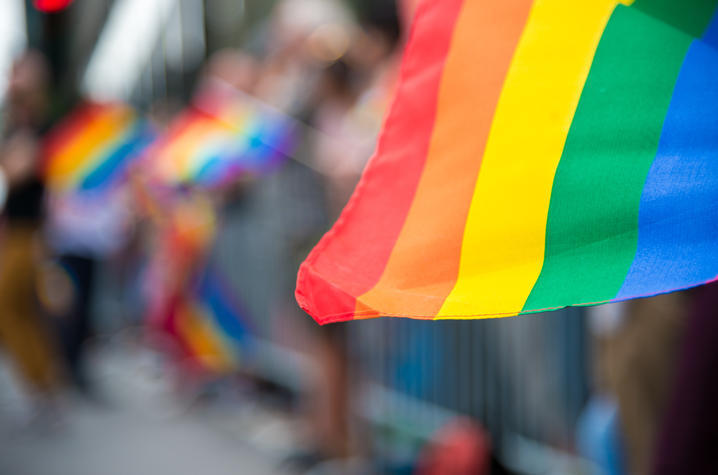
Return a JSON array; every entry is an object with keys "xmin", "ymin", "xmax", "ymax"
[
  {"xmin": 41, "ymin": 107, "xmax": 140, "ymax": 396},
  {"xmin": 44, "ymin": 190, "xmax": 133, "ymax": 395},
  {"xmin": 286, "ymin": 57, "xmax": 363, "ymax": 469},
  {"xmin": 185, "ymin": 45, "xmax": 345, "ymax": 465},
  {"xmin": 651, "ymin": 281, "xmax": 718, "ymax": 474},
  {"xmin": 311, "ymin": 58, "xmax": 362, "ymax": 216},
  {"xmin": 314, "ymin": 1, "xmax": 403, "ymax": 216},
  {"xmin": 137, "ymin": 183, "xmax": 217, "ymax": 384},
  {"xmin": 255, "ymin": 0, "xmax": 355, "ymax": 113},
  {"xmin": 0, "ymin": 51, "xmax": 63, "ymax": 413},
  {"xmin": 133, "ymin": 50, "xmax": 263, "ymax": 388},
  {"xmin": 289, "ymin": 6, "xmax": 404, "ymax": 466},
  {"xmin": 586, "ymin": 294, "xmax": 685, "ymax": 475}
]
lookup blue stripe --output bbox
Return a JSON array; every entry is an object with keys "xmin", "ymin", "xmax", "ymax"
[
  {"xmin": 198, "ymin": 271, "xmax": 250, "ymax": 344},
  {"xmin": 80, "ymin": 124, "xmax": 155, "ymax": 191},
  {"xmin": 616, "ymin": 40, "xmax": 718, "ymax": 299}
]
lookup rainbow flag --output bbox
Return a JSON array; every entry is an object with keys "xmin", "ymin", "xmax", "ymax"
[
  {"xmin": 175, "ymin": 267, "xmax": 253, "ymax": 373},
  {"xmin": 147, "ymin": 87, "xmax": 297, "ymax": 188},
  {"xmin": 296, "ymin": 0, "xmax": 718, "ymax": 324},
  {"xmin": 43, "ymin": 102, "xmax": 155, "ymax": 192}
]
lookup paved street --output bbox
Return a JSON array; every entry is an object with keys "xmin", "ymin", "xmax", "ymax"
[{"xmin": 0, "ymin": 342, "xmax": 295, "ymax": 475}]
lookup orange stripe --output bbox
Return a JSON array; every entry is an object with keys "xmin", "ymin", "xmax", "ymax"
[
  {"xmin": 295, "ymin": 0, "xmax": 464, "ymax": 323},
  {"xmin": 356, "ymin": 0, "xmax": 534, "ymax": 317},
  {"xmin": 176, "ymin": 303, "xmax": 235, "ymax": 372}
]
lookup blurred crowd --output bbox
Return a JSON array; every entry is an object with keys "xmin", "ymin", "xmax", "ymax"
[
  {"xmin": 0, "ymin": 0, "xmax": 411, "ymax": 472},
  {"xmin": 1, "ymin": 1, "xmax": 718, "ymax": 474}
]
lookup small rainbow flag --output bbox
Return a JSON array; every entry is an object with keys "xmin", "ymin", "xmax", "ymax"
[
  {"xmin": 297, "ymin": 0, "xmax": 718, "ymax": 324},
  {"xmin": 147, "ymin": 86, "xmax": 297, "ymax": 188},
  {"xmin": 175, "ymin": 267, "xmax": 253, "ymax": 373},
  {"xmin": 43, "ymin": 102, "xmax": 155, "ymax": 192}
]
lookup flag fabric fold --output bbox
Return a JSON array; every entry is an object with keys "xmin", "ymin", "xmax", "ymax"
[{"xmin": 296, "ymin": 0, "xmax": 718, "ymax": 324}]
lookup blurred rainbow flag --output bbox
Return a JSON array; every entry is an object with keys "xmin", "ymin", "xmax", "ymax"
[
  {"xmin": 175, "ymin": 267, "xmax": 253, "ymax": 373},
  {"xmin": 43, "ymin": 102, "xmax": 155, "ymax": 192},
  {"xmin": 147, "ymin": 86, "xmax": 297, "ymax": 188}
]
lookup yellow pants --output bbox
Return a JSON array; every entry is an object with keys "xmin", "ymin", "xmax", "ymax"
[{"xmin": 0, "ymin": 226, "xmax": 60, "ymax": 394}]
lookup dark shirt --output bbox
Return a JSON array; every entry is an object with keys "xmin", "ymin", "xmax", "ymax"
[
  {"xmin": 5, "ymin": 175, "xmax": 44, "ymax": 224},
  {"xmin": 2, "ymin": 124, "xmax": 48, "ymax": 225}
]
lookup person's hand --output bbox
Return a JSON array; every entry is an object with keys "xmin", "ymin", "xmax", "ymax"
[{"xmin": 1, "ymin": 130, "xmax": 39, "ymax": 185}]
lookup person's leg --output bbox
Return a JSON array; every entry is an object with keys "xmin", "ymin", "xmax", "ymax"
[
  {"xmin": 312, "ymin": 324, "xmax": 351, "ymax": 459},
  {"xmin": 0, "ymin": 310, "xmax": 61, "ymax": 395},
  {"xmin": 55, "ymin": 254, "xmax": 96, "ymax": 392},
  {"xmin": 0, "ymin": 229, "xmax": 62, "ymax": 396}
]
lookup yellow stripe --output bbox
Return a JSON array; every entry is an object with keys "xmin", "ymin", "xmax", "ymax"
[
  {"xmin": 177, "ymin": 303, "xmax": 235, "ymax": 372},
  {"xmin": 79, "ymin": 122, "xmax": 135, "ymax": 175},
  {"xmin": 48, "ymin": 107, "xmax": 133, "ymax": 186},
  {"xmin": 158, "ymin": 119, "xmax": 221, "ymax": 181},
  {"xmin": 437, "ymin": 0, "xmax": 631, "ymax": 318}
]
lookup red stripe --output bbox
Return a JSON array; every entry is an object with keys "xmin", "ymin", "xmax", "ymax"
[{"xmin": 295, "ymin": 0, "xmax": 465, "ymax": 324}]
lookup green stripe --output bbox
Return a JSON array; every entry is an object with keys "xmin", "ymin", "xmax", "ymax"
[
  {"xmin": 632, "ymin": 0, "xmax": 718, "ymax": 38},
  {"xmin": 522, "ymin": 4, "xmax": 695, "ymax": 312}
]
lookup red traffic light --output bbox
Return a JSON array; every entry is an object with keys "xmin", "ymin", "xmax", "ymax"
[{"xmin": 33, "ymin": 0, "xmax": 74, "ymax": 13}]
